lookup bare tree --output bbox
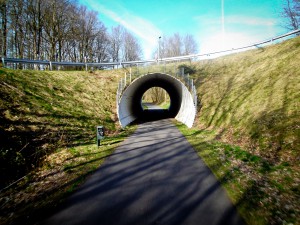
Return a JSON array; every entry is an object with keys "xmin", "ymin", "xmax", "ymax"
[
  {"xmin": 143, "ymin": 87, "xmax": 166, "ymax": 104},
  {"xmin": 43, "ymin": 0, "xmax": 63, "ymax": 61},
  {"xmin": 109, "ymin": 25, "xmax": 123, "ymax": 62},
  {"xmin": 76, "ymin": 6, "xmax": 100, "ymax": 62},
  {"xmin": 183, "ymin": 34, "xmax": 198, "ymax": 55},
  {"xmin": 282, "ymin": 0, "xmax": 300, "ymax": 30},
  {"xmin": 168, "ymin": 33, "xmax": 182, "ymax": 57},
  {"xmin": 0, "ymin": 0, "xmax": 144, "ymax": 66},
  {"xmin": 9, "ymin": 0, "xmax": 27, "ymax": 61},
  {"xmin": 0, "ymin": 0, "xmax": 7, "ymax": 57},
  {"xmin": 25, "ymin": 0, "xmax": 43, "ymax": 60},
  {"xmin": 122, "ymin": 30, "xmax": 142, "ymax": 61},
  {"xmin": 155, "ymin": 33, "xmax": 198, "ymax": 58},
  {"xmin": 93, "ymin": 27, "xmax": 110, "ymax": 63}
]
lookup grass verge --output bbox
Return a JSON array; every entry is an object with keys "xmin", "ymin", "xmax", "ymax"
[
  {"xmin": 0, "ymin": 68, "xmax": 123, "ymax": 186},
  {"xmin": 0, "ymin": 68, "xmax": 136, "ymax": 224},
  {"xmin": 159, "ymin": 101, "xmax": 170, "ymax": 109},
  {"xmin": 191, "ymin": 36, "xmax": 300, "ymax": 162},
  {"xmin": 176, "ymin": 122, "xmax": 299, "ymax": 225},
  {"xmin": 0, "ymin": 126, "xmax": 135, "ymax": 225}
]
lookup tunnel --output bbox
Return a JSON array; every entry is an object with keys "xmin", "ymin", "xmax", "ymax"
[{"xmin": 117, "ymin": 73, "xmax": 196, "ymax": 128}]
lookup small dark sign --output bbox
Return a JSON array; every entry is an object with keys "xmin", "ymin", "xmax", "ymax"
[{"xmin": 97, "ymin": 126, "xmax": 105, "ymax": 146}]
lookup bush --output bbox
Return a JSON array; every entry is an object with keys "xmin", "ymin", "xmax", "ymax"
[{"xmin": 178, "ymin": 64, "xmax": 196, "ymax": 75}]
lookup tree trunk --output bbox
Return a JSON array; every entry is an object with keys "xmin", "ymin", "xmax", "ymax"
[{"xmin": 1, "ymin": 1, "xmax": 7, "ymax": 57}]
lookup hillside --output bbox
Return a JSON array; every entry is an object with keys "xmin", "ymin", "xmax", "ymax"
[
  {"xmin": 179, "ymin": 36, "xmax": 300, "ymax": 224},
  {"xmin": 0, "ymin": 36, "xmax": 299, "ymax": 225},
  {"xmin": 194, "ymin": 36, "xmax": 300, "ymax": 162},
  {"xmin": 0, "ymin": 69, "xmax": 124, "ymax": 186},
  {"xmin": 0, "ymin": 69, "xmax": 136, "ymax": 224}
]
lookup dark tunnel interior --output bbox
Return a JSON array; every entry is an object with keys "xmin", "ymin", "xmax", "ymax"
[
  {"xmin": 129, "ymin": 76, "xmax": 182, "ymax": 122},
  {"xmin": 118, "ymin": 73, "xmax": 196, "ymax": 128}
]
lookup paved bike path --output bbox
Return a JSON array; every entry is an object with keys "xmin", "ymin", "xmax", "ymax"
[{"xmin": 43, "ymin": 119, "xmax": 245, "ymax": 225}]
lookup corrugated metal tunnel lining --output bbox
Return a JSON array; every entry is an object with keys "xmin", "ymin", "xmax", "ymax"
[{"xmin": 117, "ymin": 73, "xmax": 196, "ymax": 128}]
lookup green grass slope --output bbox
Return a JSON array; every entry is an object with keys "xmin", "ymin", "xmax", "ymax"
[
  {"xmin": 178, "ymin": 36, "xmax": 300, "ymax": 224},
  {"xmin": 0, "ymin": 37, "xmax": 299, "ymax": 225},
  {"xmin": 194, "ymin": 36, "xmax": 300, "ymax": 162},
  {"xmin": 0, "ymin": 68, "xmax": 137, "ymax": 224},
  {"xmin": 0, "ymin": 69, "xmax": 124, "ymax": 186}
]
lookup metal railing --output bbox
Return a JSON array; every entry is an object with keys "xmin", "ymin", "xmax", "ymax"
[
  {"xmin": 0, "ymin": 57, "xmax": 118, "ymax": 70},
  {"xmin": 115, "ymin": 29, "xmax": 299, "ymax": 113},
  {"xmin": 116, "ymin": 66, "xmax": 198, "ymax": 111},
  {"xmin": 1, "ymin": 29, "xmax": 299, "ymax": 70}
]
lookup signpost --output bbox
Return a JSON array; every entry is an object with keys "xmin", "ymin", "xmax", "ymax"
[{"xmin": 97, "ymin": 126, "xmax": 105, "ymax": 147}]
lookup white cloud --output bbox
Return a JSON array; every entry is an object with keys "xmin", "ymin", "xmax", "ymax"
[
  {"xmin": 199, "ymin": 32, "xmax": 257, "ymax": 53},
  {"xmin": 194, "ymin": 14, "xmax": 280, "ymax": 54},
  {"xmin": 194, "ymin": 14, "xmax": 278, "ymax": 28},
  {"xmin": 85, "ymin": 0, "xmax": 161, "ymax": 59},
  {"xmin": 225, "ymin": 15, "xmax": 277, "ymax": 26}
]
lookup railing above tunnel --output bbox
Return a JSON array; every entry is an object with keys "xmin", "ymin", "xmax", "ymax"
[
  {"xmin": 116, "ymin": 65, "xmax": 198, "ymax": 128},
  {"xmin": 116, "ymin": 65, "xmax": 197, "ymax": 111}
]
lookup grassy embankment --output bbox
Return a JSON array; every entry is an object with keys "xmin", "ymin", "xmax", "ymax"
[
  {"xmin": 0, "ymin": 36, "xmax": 299, "ymax": 225},
  {"xmin": 0, "ymin": 68, "xmax": 135, "ymax": 224},
  {"xmin": 178, "ymin": 36, "xmax": 300, "ymax": 225}
]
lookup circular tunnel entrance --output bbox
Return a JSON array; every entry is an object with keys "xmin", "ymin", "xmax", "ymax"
[
  {"xmin": 117, "ymin": 73, "xmax": 196, "ymax": 128},
  {"xmin": 141, "ymin": 87, "xmax": 171, "ymax": 110}
]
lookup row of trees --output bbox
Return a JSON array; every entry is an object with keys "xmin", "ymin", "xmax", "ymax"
[
  {"xmin": 156, "ymin": 33, "xmax": 198, "ymax": 59},
  {"xmin": 2, "ymin": 0, "xmax": 297, "ymax": 64},
  {"xmin": 0, "ymin": 0, "xmax": 142, "ymax": 63},
  {"xmin": 142, "ymin": 87, "xmax": 169, "ymax": 105},
  {"xmin": 282, "ymin": 0, "xmax": 300, "ymax": 30},
  {"xmin": 0, "ymin": 0, "xmax": 200, "ymax": 64}
]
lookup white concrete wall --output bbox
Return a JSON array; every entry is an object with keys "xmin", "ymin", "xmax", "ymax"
[
  {"xmin": 117, "ymin": 90, "xmax": 138, "ymax": 128},
  {"xmin": 175, "ymin": 82, "xmax": 196, "ymax": 128},
  {"xmin": 117, "ymin": 73, "xmax": 196, "ymax": 128}
]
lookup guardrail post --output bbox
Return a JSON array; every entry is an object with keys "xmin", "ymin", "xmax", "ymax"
[
  {"xmin": 181, "ymin": 67, "xmax": 184, "ymax": 76},
  {"xmin": 130, "ymin": 67, "xmax": 132, "ymax": 83},
  {"xmin": 84, "ymin": 56, "xmax": 87, "ymax": 71},
  {"xmin": 1, "ymin": 57, "xmax": 5, "ymax": 68},
  {"xmin": 49, "ymin": 61, "xmax": 52, "ymax": 71}
]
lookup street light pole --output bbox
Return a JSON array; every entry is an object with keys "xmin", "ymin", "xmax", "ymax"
[
  {"xmin": 158, "ymin": 36, "xmax": 161, "ymax": 63},
  {"xmin": 221, "ymin": 0, "xmax": 225, "ymax": 49}
]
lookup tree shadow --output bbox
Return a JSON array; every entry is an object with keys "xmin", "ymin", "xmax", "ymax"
[
  {"xmin": 36, "ymin": 120, "xmax": 245, "ymax": 225},
  {"xmin": 207, "ymin": 77, "xmax": 234, "ymax": 127},
  {"xmin": 0, "ymin": 109, "xmax": 108, "ymax": 189}
]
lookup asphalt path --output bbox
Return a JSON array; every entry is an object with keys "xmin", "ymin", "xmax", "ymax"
[
  {"xmin": 42, "ymin": 119, "xmax": 245, "ymax": 225},
  {"xmin": 142, "ymin": 102, "xmax": 163, "ymax": 110}
]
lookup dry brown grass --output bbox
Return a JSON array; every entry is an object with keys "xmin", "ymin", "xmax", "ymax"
[
  {"xmin": 193, "ymin": 36, "xmax": 300, "ymax": 163},
  {"xmin": 178, "ymin": 36, "xmax": 300, "ymax": 225},
  {"xmin": 0, "ymin": 68, "xmax": 136, "ymax": 224}
]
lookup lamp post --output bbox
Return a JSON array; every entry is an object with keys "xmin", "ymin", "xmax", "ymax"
[
  {"xmin": 221, "ymin": 0, "xmax": 225, "ymax": 49},
  {"xmin": 158, "ymin": 36, "xmax": 161, "ymax": 63}
]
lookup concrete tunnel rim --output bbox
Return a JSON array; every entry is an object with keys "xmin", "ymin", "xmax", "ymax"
[{"xmin": 117, "ymin": 72, "xmax": 196, "ymax": 128}]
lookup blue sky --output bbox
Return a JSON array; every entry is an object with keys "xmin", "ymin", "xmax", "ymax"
[{"xmin": 79, "ymin": 0, "xmax": 287, "ymax": 59}]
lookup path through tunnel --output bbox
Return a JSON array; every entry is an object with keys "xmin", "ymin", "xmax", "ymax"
[{"xmin": 117, "ymin": 73, "xmax": 196, "ymax": 128}]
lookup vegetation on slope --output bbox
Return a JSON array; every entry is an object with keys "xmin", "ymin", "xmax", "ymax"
[
  {"xmin": 194, "ymin": 37, "xmax": 300, "ymax": 160},
  {"xmin": 178, "ymin": 36, "xmax": 300, "ymax": 224},
  {"xmin": 0, "ymin": 36, "xmax": 299, "ymax": 225},
  {"xmin": 0, "ymin": 68, "xmax": 135, "ymax": 224}
]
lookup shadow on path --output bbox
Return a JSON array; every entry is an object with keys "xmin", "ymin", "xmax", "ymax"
[{"xmin": 41, "ymin": 119, "xmax": 245, "ymax": 225}]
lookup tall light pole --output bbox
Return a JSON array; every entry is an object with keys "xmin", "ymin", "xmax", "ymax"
[
  {"xmin": 158, "ymin": 36, "xmax": 161, "ymax": 63},
  {"xmin": 221, "ymin": 0, "xmax": 225, "ymax": 49}
]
